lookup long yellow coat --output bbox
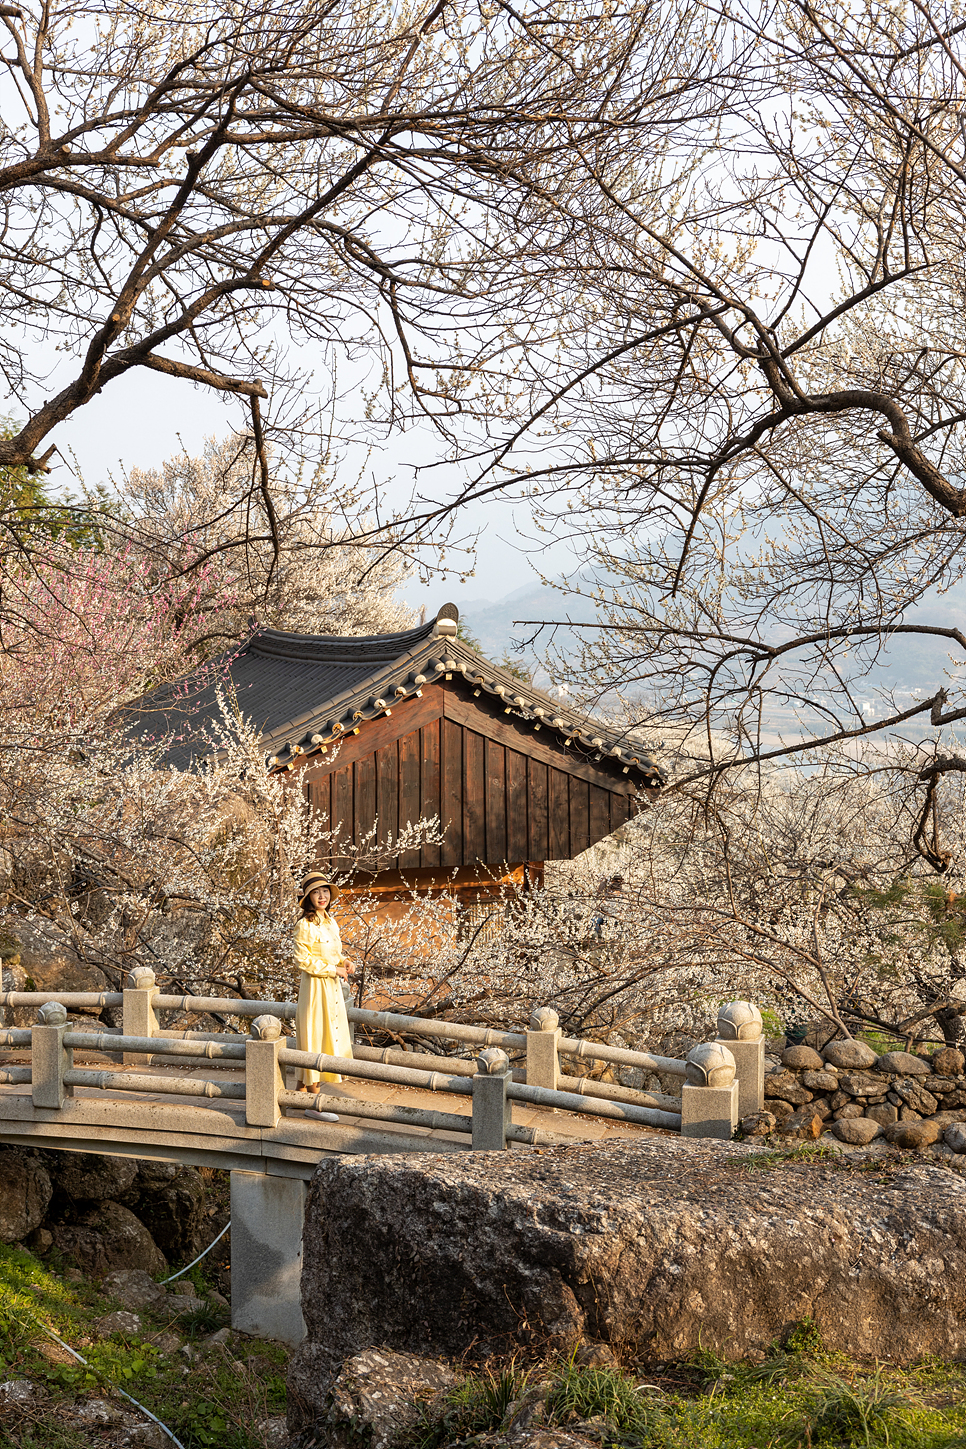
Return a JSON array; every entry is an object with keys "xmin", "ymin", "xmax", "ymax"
[{"xmin": 294, "ymin": 911, "xmax": 353, "ymax": 1085}]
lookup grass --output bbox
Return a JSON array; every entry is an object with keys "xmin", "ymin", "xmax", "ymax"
[
  {"xmin": 0, "ymin": 1240, "xmax": 286, "ymax": 1449},
  {"xmin": 402, "ymin": 1322, "xmax": 966, "ymax": 1449}
]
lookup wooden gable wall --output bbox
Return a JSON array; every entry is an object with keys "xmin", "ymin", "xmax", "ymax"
[{"xmin": 298, "ymin": 684, "xmax": 640, "ymax": 870}]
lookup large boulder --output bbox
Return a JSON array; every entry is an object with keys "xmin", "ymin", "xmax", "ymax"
[
  {"xmin": 293, "ymin": 1140, "xmax": 966, "ymax": 1384},
  {"xmin": 51, "ymin": 1201, "xmax": 166, "ymax": 1278},
  {"xmin": 0, "ymin": 1148, "xmax": 52, "ymax": 1242},
  {"xmin": 0, "ymin": 915, "xmax": 114, "ymax": 1016},
  {"xmin": 822, "ymin": 1040, "xmax": 878, "ymax": 1070}
]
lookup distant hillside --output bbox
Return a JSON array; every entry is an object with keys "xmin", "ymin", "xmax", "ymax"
[{"xmin": 458, "ymin": 577, "xmax": 966, "ymax": 730}]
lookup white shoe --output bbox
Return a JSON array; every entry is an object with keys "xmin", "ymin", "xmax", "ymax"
[{"xmin": 305, "ymin": 1109, "xmax": 339, "ymax": 1122}]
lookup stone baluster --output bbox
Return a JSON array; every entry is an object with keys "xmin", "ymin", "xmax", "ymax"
[
  {"xmin": 715, "ymin": 1000, "xmax": 765, "ymax": 1118},
  {"xmin": 246, "ymin": 1014, "xmax": 284, "ymax": 1128},
  {"xmin": 472, "ymin": 1047, "xmax": 511, "ymax": 1150},
  {"xmin": 32, "ymin": 1001, "xmax": 73, "ymax": 1109},
  {"xmin": 526, "ymin": 1006, "xmax": 560, "ymax": 1091},
  {"xmin": 680, "ymin": 1042, "xmax": 738, "ymax": 1139},
  {"xmin": 342, "ymin": 980, "xmax": 356, "ymax": 1045},
  {"xmin": 122, "ymin": 967, "xmax": 158, "ymax": 1065}
]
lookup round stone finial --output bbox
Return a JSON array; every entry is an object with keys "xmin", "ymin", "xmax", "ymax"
[
  {"xmin": 250, "ymin": 1014, "xmax": 282, "ymax": 1041},
  {"xmin": 685, "ymin": 1041, "xmax": 736, "ymax": 1087},
  {"xmin": 476, "ymin": 1047, "xmax": 510, "ymax": 1076},
  {"xmin": 716, "ymin": 1001, "xmax": 763, "ymax": 1042},
  {"xmin": 38, "ymin": 1001, "xmax": 68, "ymax": 1026},
  {"xmin": 530, "ymin": 1007, "xmax": 559, "ymax": 1033},
  {"xmin": 127, "ymin": 967, "xmax": 156, "ymax": 990}
]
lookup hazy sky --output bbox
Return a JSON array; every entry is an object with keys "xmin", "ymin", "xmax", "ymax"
[{"xmin": 47, "ymin": 365, "xmax": 578, "ymax": 612}]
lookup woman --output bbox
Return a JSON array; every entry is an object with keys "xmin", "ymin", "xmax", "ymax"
[{"xmin": 293, "ymin": 871, "xmax": 353, "ymax": 1120}]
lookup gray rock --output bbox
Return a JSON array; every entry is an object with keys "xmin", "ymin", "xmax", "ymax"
[
  {"xmin": 946, "ymin": 1123, "xmax": 966, "ymax": 1154},
  {"xmin": 838, "ymin": 1073, "xmax": 887, "ymax": 1097},
  {"xmin": 802, "ymin": 1070, "xmax": 839, "ymax": 1092},
  {"xmin": 894, "ymin": 1080, "xmax": 939, "ymax": 1116},
  {"xmin": 155, "ymin": 1293, "xmax": 205, "ymax": 1321},
  {"xmin": 254, "ymin": 1418, "xmax": 290, "ymax": 1448},
  {"xmin": 833, "ymin": 1104, "xmax": 865, "ymax": 1120},
  {"xmin": 781, "ymin": 1045, "xmax": 824, "ymax": 1070},
  {"xmin": 900, "ymin": 1106, "xmax": 923, "ymax": 1122},
  {"xmin": 876, "ymin": 1052, "xmax": 930, "ymax": 1075},
  {"xmin": 102, "ymin": 1268, "xmax": 165, "ymax": 1310},
  {"xmin": 0, "ymin": 1379, "xmax": 35, "ymax": 1411},
  {"xmin": 763, "ymin": 1071, "xmax": 813, "ymax": 1105},
  {"xmin": 291, "ymin": 1138, "xmax": 966, "ymax": 1383},
  {"xmin": 0, "ymin": 1147, "xmax": 52, "ymax": 1244},
  {"xmin": 932, "ymin": 1111, "xmax": 966, "ymax": 1130},
  {"xmin": 925, "ymin": 1077, "xmax": 959, "ymax": 1095},
  {"xmin": 74, "ymin": 1398, "xmax": 124, "ymax": 1423},
  {"xmin": 289, "ymin": 1347, "xmax": 459, "ymax": 1448},
  {"xmin": 832, "ymin": 1118, "xmax": 881, "ymax": 1146},
  {"xmin": 933, "ymin": 1048, "xmax": 966, "ymax": 1077},
  {"xmin": 767, "ymin": 1099, "xmax": 795, "ymax": 1125},
  {"xmin": 739, "ymin": 1111, "xmax": 776, "ymax": 1138},
  {"xmin": 51, "ymin": 1201, "xmax": 165, "ymax": 1279},
  {"xmin": 55, "ymin": 1153, "xmax": 138, "ymax": 1202},
  {"xmin": 95, "ymin": 1310, "xmax": 143, "ymax": 1338},
  {"xmin": 125, "ymin": 1426, "xmax": 170, "ymax": 1449},
  {"xmin": 822, "ymin": 1040, "xmax": 878, "ymax": 1070},
  {"xmin": 866, "ymin": 1104, "xmax": 899, "ymax": 1127}
]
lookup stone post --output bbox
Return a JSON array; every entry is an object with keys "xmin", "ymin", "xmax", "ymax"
[
  {"xmin": 32, "ymin": 1001, "xmax": 73, "ymax": 1109},
  {"xmin": 122, "ymin": 967, "xmax": 158, "ymax": 1065},
  {"xmin": 230, "ymin": 1170, "xmax": 306, "ymax": 1346},
  {"xmin": 715, "ymin": 1000, "xmax": 765, "ymax": 1118},
  {"xmin": 526, "ymin": 1006, "xmax": 560, "ymax": 1091},
  {"xmin": 342, "ymin": 980, "xmax": 356, "ymax": 1045},
  {"xmin": 680, "ymin": 1042, "xmax": 738, "ymax": 1139},
  {"xmin": 472, "ymin": 1047, "xmax": 511, "ymax": 1150},
  {"xmin": 245, "ymin": 1015, "xmax": 284, "ymax": 1128}
]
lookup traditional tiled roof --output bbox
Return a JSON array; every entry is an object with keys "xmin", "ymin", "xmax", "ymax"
[{"xmin": 138, "ymin": 605, "xmax": 665, "ymax": 787}]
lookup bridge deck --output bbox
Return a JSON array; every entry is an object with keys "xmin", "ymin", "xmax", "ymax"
[{"xmin": 0, "ymin": 1055, "xmax": 668, "ymax": 1178}]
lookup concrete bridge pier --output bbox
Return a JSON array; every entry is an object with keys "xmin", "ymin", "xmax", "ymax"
[{"xmin": 230, "ymin": 1171, "xmax": 307, "ymax": 1347}]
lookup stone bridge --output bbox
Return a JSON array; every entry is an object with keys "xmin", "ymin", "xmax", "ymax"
[{"xmin": 0, "ymin": 978, "xmax": 765, "ymax": 1343}]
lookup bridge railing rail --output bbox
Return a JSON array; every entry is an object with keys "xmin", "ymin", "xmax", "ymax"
[{"xmin": 0, "ymin": 976, "xmax": 767, "ymax": 1146}]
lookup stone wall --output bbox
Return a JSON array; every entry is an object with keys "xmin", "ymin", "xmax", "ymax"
[{"xmin": 759, "ymin": 1040, "xmax": 966, "ymax": 1151}]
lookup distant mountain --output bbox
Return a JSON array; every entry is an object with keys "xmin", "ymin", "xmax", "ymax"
[
  {"xmin": 458, "ymin": 581, "xmax": 599, "ymax": 686},
  {"xmin": 457, "ymin": 576, "xmax": 966, "ymax": 726}
]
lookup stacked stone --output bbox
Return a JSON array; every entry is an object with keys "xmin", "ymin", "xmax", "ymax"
[{"xmin": 761, "ymin": 1041, "xmax": 966, "ymax": 1151}]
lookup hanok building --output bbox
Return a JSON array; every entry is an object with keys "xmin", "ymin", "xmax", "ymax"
[{"xmin": 155, "ymin": 604, "xmax": 664, "ymax": 926}]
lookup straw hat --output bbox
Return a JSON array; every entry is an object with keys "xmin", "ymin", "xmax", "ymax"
[{"xmin": 298, "ymin": 872, "xmax": 341, "ymax": 910}]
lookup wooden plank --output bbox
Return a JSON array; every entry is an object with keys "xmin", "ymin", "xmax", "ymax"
[
  {"xmin": 462, "ymin": 730, "xmax": 486, "ymax": 862},
  {"xmin": 610, "ymin": 791, "xmax": 630, "ymax": 833},
  {"xmin": 548, "ymin": 769, "xmax": 570, "ymax": 859},
  {"xmin": 485, "ymin": 738, "xmax": 507, "ymax": 863},
  {"xmin": 375, "ymin": 743, "xmax": 399, "ymax": 859},
  {"xmin": 528, "ymin": 759, "xmax": 549, "ymax": 860},
  {"xmin": 354, "ymin": 754, "xmax": 377, "ymax": 856},
  {"xmin": 398, "ymin": 730, "xmax": 422, "ymax": 868},
  {"xmin": 332, "ymin": 764, "xmax": 354, "ymax": 868},
  {"xmin": 588, "ymin": 784, "xmax": 611, "ymax": 849},
  {"xmin": 440, "ymin": 717, "xmax": 463, "ymax": 867},
  {"xmin": 420, "ymin": 719, "xmax": 441, "ymax": 868},
  {"xmin": 298, "ymin": 687, "xmax": 445, "ymax": 781},
  {"xmin": 442, "ymin": 691, "xmax": 638, "ymax": 793},
  {"xmin": 505, "ymin": 749, "xmax": 528, "ymax": 862},
  {"xmin": 570, "ymin": 778, "xmax": 590, "ymax": 856}
]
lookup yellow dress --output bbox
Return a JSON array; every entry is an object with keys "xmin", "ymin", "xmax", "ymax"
[{"xmin": 294, "ymin": 911, "xmax": 353, "ymax": 1085}]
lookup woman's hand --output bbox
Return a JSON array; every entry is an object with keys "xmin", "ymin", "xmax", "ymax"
[{"xmin": 337, "ymin": 964, "xmax": 350, "ymax": 980}]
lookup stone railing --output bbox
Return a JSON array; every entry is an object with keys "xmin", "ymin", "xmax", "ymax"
[{"xmin": 0, "ymin": 976, "xmax": 769, "ymax": 1146}]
